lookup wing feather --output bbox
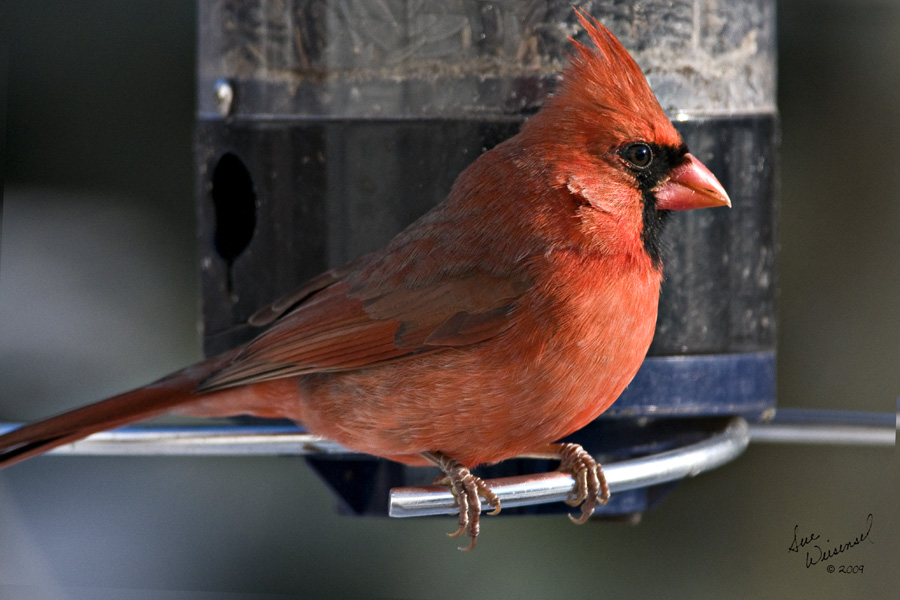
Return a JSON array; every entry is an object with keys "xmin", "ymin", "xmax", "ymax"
[{"xmin": 199, "ymin": 268, "xmax": 530, "ymax": 391}]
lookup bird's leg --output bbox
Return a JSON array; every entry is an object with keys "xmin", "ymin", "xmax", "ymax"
[
  {"xmin": 527, "ymin": 443, "xmax": 609, "ymax": 524},
  {"xmin": 421, "ymin": 451, "xmax": 501, "ymax": 551}
]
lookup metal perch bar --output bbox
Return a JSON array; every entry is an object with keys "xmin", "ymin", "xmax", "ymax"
[
  {"xmin": 0, "ymin": 409, "xmax": 894, "ymax": 518},
  {"xmin": 389, "ymin": 417, "xmax": 749, "ymax": 518},
  {"xmin": 747, "ymin": 408, "xmax": 896, "ymax": 446},
  {"xmin": 0, "ymin": 408, "xmax": 892, "ymax": 457},
  {"xmin": 0, "ymin": 424, "xmax": 354, "ymax": 457},
  {"xmin": 388, "ymin": 409, "xmax": 897, "ymax": 518}
]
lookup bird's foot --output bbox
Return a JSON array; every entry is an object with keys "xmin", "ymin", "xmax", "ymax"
[
  {"xmin": 422, "ymin": 451, "xmax": 501, "ymax": 551},
  {"xmin": 537, "ymin": 442, "xmax": 609, "ymax": 524},
  {"xmin": 558, "ymin": 442, "xmax": 609, "ymax": 523}
]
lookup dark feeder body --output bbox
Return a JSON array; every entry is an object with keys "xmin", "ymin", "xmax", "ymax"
[{"xmin": 195, "ymin": 1, "xmax": 777, "ymax": 517}]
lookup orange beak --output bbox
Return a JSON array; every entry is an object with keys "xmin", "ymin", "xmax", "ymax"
[{"xmin": 654, "ymin": 153, "xmax": 731, "ymax": 211}]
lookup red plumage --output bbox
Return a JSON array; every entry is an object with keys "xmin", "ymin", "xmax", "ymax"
[{"xmin": 0, "ymin": 11, "xmax": 729, "ymax": 549}]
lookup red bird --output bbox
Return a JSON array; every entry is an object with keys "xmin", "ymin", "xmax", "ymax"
[{"xmin": 0, "ymin": 12, "xmax": 729, "ymax": 549}]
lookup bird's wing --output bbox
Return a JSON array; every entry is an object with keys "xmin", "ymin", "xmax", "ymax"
[{"xmin": 199, "ymin": 264, "xmax": 530, "ymax": 391}]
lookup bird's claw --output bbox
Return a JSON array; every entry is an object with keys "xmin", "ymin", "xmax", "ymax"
[
  {"xmin": 554, "ymin": 442, "xmax": 609, "ymax": 524},
  {"xmin": 425, "ymin": 451, "xmax": 501, "ymax": 551}
]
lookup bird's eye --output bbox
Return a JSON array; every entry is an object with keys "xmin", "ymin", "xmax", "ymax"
[{"xmin": 621, "ymin": 143, "xmax": 653, "ymax": 169}]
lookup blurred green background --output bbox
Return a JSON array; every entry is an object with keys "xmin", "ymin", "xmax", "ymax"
[{"xmin": 0, "ymin": 1, "xmax": 897, "ymax": 598}]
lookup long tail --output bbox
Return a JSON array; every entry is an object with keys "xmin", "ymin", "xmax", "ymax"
[{"xmin": 0, "ymin": 354, "xmax": 234, "ymax": 471}]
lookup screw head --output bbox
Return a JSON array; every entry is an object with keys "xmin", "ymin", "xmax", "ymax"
[{"xmin": 214, "ymin": 78, "xmax": 234, "ymax": 117}]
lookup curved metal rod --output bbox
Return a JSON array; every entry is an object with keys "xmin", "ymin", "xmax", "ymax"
[
  {"xmin": 0, "ymin": 408, "xmax": 893, "ymax": 520},
  {"xmin": 0, "ymin": 408, "xmax": 893, "ymax": 457},
  {"xmin": 0, "ymin": 424, "xmax": 352, "ymax": 456},
  {"xmin": 0, "ymin": 420, "xmax": 746, "ymax": 470},
  {"xmin": 389, "ymin": 417, "xmax": 749, "ymax": 518}
]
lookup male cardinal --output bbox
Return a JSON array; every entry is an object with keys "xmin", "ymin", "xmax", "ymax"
[{"xmin": 0, "ymin": 11, "xmax": 729, "ymax": 550}]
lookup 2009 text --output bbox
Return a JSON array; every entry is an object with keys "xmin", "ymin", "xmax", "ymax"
[{"xmin": 828, "ymin": 565, "xmax": 864, "ymax": 574}]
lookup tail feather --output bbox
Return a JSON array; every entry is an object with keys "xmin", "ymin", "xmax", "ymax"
[{"xmin": 0, "ymin": 355, "xmax": 232, "ymax": 471}]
